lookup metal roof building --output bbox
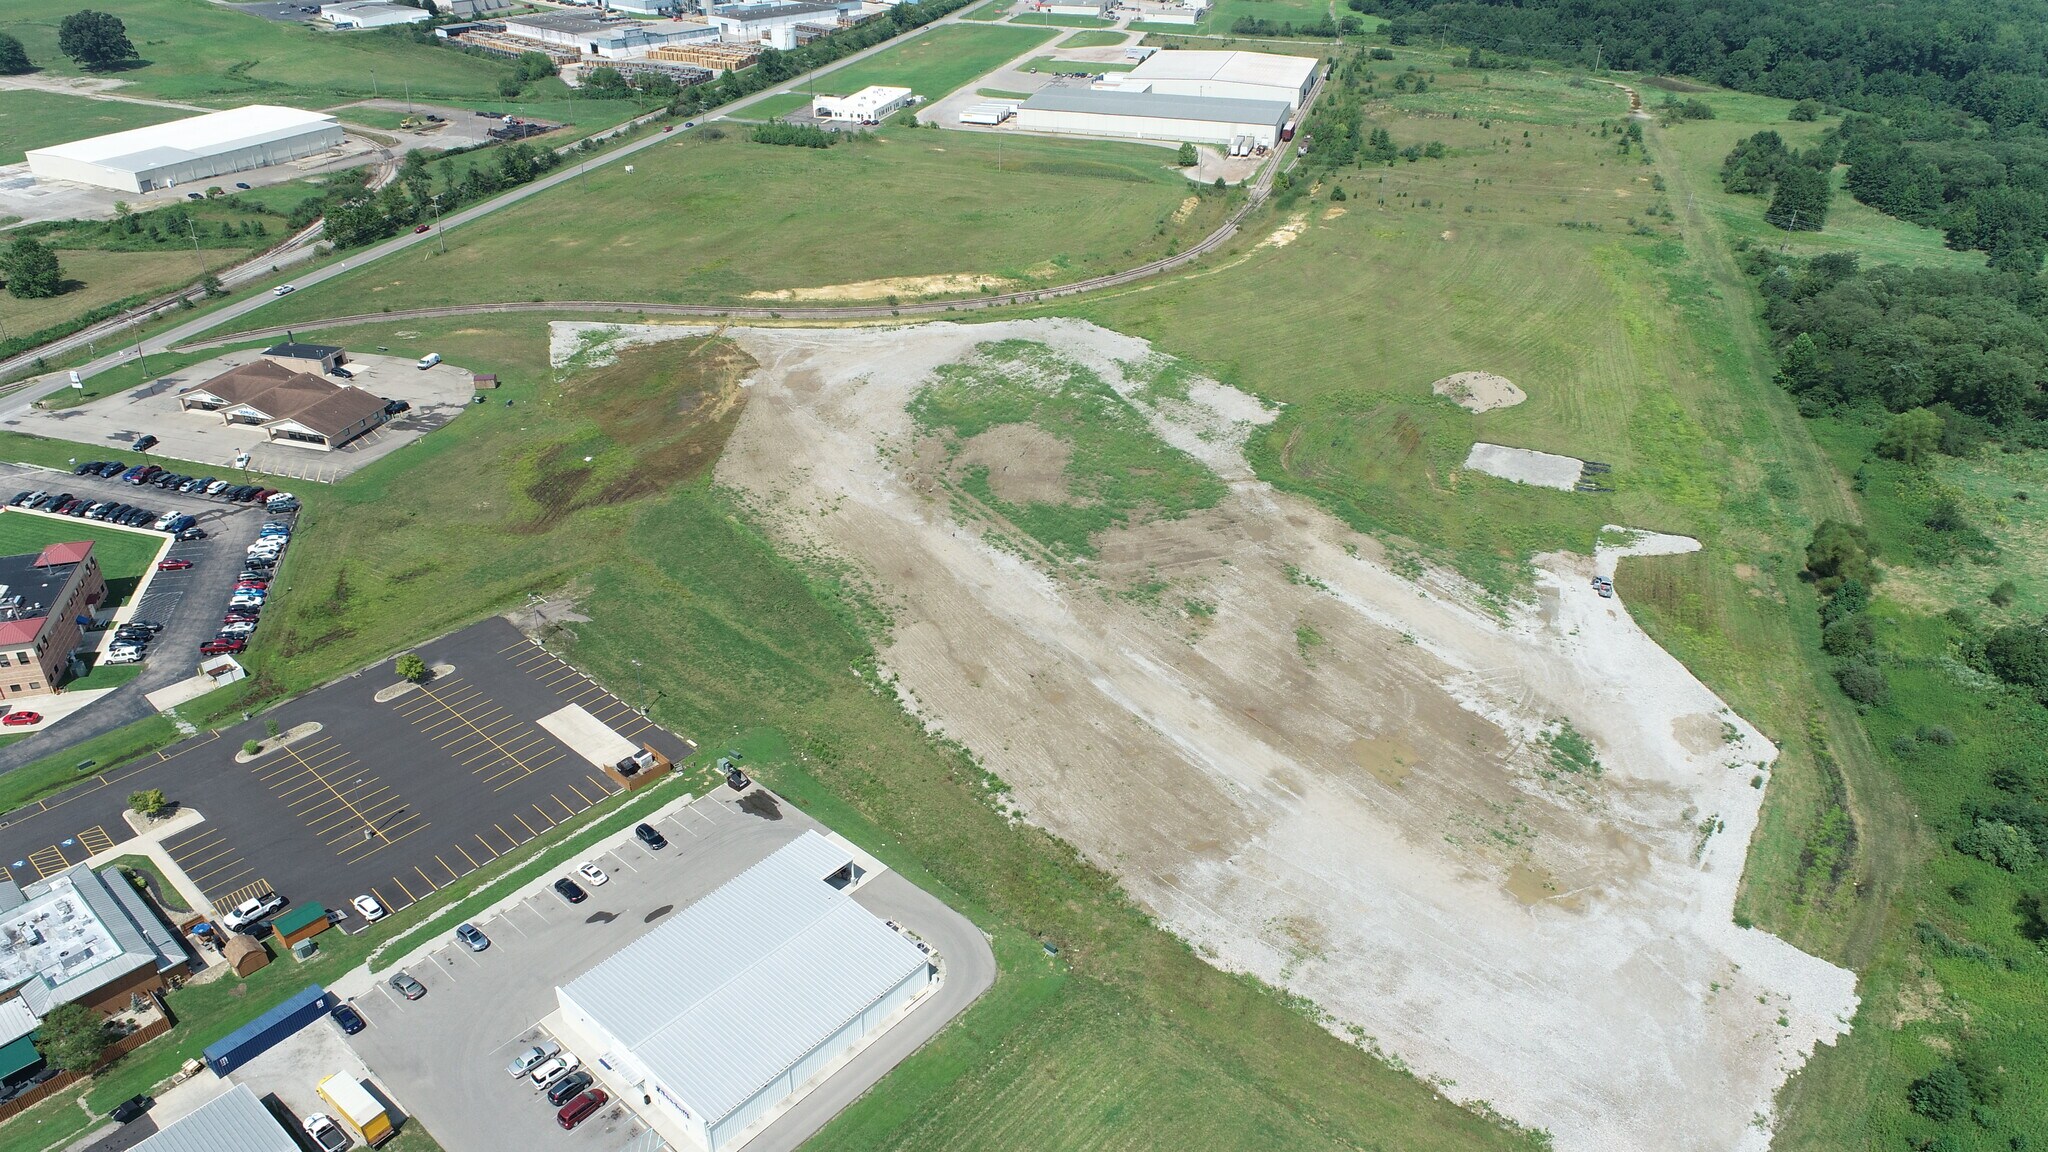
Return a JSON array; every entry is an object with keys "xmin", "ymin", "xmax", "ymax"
[
  {"xmin": 1105, "ymin": 48, "xmax": 1318, "ymax": 111},
  {"xmin": 319, "ymin": 1, "xmax": 431, "ymax": 28},
  {"xmin": 1018, "ymin": 86, "xmax": 1291, "ymax": 147},
  {"xmin": 557, "ymin": 832, "xmax": 930, "ymax": 1151},
  {"xmin": 25, "ymin": 106, "xmax": 343, "ymax": 194},
  {"xmin": 132, "ymin": 1084, "xmax": 298, "ymax": 1152}
]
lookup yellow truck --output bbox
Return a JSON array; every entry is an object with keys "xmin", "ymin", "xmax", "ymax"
[{"xmin": 316, "ymin": 1073, "xmax": 395, "ymax": 1147}]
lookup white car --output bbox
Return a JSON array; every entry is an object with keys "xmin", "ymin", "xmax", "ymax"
[
  {"xmin": 576, "ymin": 863, "xmax": 609, "ymax": 887},
  {"xmin": 219, "ymin": 621, "xmax": 258, "ymax": 637},
  {"xmin": 103, "ymin": 649, "xmax": 144, "ymax": 665},
  {"xmin": 219, "ymin": 892, "xmax": 285, "ymax": 933},
  {"xmin": 273, "ymin": 284, "xmax": 295, "ymax": 296},
  {"xmin": 351, "ymin": 894, "xmax": 386, "ymax": 922},
  {"xmin": 528, "ymin": 1052, "xmax": 581, "ymax": 1087},
  {"xmin": 303, "ymin": 1113, "xmax": 349, "ymax": 1152}
]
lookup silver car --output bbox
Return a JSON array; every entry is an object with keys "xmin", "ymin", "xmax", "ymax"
[{"xmin": 505, "ymin": 1041, "xmax": 560, "ymax": 1078}]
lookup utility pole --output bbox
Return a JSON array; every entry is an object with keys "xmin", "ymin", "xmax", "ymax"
[
  {"xmin": 430, "ymin": 194, "xmax": 446, "ymax": 255},
  {"xmin": 1592, "ymin": 43, "xmax": 1600, "ymax": 71}
]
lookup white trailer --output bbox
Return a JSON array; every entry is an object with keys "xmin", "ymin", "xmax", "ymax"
[{"xmin": 958, "ymin": 102, "xmax": 1017, "ymax": 125}]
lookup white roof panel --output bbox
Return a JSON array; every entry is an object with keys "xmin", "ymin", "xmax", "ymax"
[
  {"xmin": 132, "ymin": 1085, "xmax": 298, "ymax": 1152},
  {"xmin": 27, "ymin": 106, "xmax": 338, "ymax": 169},
  {"xmin": 560, "ymin": 831, "xmax": 927, "ymax": 1124},
  {"xmin": 1126, "ymin": 49, "xmax": 1316, "ymax": 89}
]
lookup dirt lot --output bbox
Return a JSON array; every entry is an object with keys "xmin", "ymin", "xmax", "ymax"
[{"xmin": 561, "ymin": 318, "xmax": 1859, "ymax": 1152}]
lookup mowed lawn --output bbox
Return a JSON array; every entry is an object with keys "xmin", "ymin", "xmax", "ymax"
[
  {"xmin": 0, "ymin": 510, "xmax": 162, "ymax": 609},
  {"xmin": 0, "ymin": 90, "xmax": 185, "ymax": 165},
  {"xmin": 0, "ymin": 0, "xmax": 511, "ymax": 105},
  {"xmin": 254, "ymin": 128, "xmax": 1225, "ymax": 313},
  {"xmin": 810, "ymin": 22, "xmax": 1056, "ymax": 99}
]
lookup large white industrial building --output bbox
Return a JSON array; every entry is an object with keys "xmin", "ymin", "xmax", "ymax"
[
  {"xmin": 25, "ymin": 106, "xmax": 343, "ymax": 194},
  {"xmin": 708, "ymin": 1, "xmax": 841, "ymax": 48},
  {"xmin": 501, "ymin": 11, "xmax": 716, "ymax": 57},
  {"xmin": 557, "ymin": 832, "xmax": 932, "ymax": 1151},
  {"xmin": 1100, "ymin": 49, "xmax": 1318, "ymax": 111},
  {"xmin": 1018, "ymin": 87, "xmax": 1290, "ymax": 147}
]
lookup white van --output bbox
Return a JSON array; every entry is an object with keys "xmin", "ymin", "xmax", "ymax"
[{"xmin": 416, "ymin": 353, "xmax": 442, "ymax": 370}]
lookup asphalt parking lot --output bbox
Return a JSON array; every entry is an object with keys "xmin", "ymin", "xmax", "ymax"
[
  {"xmin": 0, "ymin": 462, "xmax": 268, "ymax": 752},
  {"xmin": 336, "ymin": 790, "xmax": 989, "ymax": 1152},
  {"xmin": 0, "ymin": 617, "xmax": 694, "ymax": 913}
]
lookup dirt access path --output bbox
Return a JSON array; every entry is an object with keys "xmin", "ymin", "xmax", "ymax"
[{"xmin": 580, "ymin": 318, "xmax": 1861, "ymax": 1152}]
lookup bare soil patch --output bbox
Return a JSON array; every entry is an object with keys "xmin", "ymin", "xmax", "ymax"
[
  {"xmin": 1431, "ymin": 370, "xmax": 1526, "ymax": 413},
  {"xmin": 693, "ymin": 319, "xmax": 1856, "ymax": 1152},
  {"xmin": 956, "ymin": 423, "xmax": 1080, "ymax": 506},
  {"xmin": 743, "ymin": 273, "xmax": 1014, "ymax": 302}
]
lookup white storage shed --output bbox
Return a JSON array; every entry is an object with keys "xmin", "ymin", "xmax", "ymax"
[
  {"xmin": 25, "ymin": 106, "xmax": 344, "ymax": 194},
  {"xmin": 812, "ymin": 86, "xmax": 914, "ymax": 123}
]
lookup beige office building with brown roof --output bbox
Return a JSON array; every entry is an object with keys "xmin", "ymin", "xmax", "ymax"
[{"xmin": 179, "ymin": 357, "xmax": 389, "ymax": 451}]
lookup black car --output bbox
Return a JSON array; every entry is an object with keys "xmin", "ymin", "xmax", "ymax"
[
  {"xmin": 178, "ymin": 528, "xmax": 208, "ymax": 541},
  {"xmin": 382, "ymin": 398, "xmax": 410, "ymax": 416},
  {"xmin": 73, "ymin": 462, "xmax": 98, "ymax": 475},
  {"xmin": 553, "ymin": 878, "xmax": 587, "ymax": 904},
  {"xmin": 546, "ymin": 1071, "xmax": 594, "ymax": 1107},
  {"xmin": 98, "ymin": 462, "xmax": 125, "ymax": 477},
  {"xmin": 132, "ymin": 435, "xmax": 157, "ymax": 452},
  {"xmin": 8, "ymin": 492, "xmax": 28, "ymax": 506},
  {"xmin": 331, "ymin": 1003, "xmax": 366, "ymax": 1034},
  {"xmin": 109, "ymin": 1096, "xmax": 150, "ymax": 1124},
  {"xmin": 634, "ymin": 822, "xmax": 667, "ymax": 850}
]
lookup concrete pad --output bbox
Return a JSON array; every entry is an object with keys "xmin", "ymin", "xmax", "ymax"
[
  {"xmin": 1, "ymin": 686, "xmax": 117, "ymax": 730},
  {"xmin": 537, "ymin": 704, "xmax": 638, "ymax": 770},
  {"xmin": 228, "ymin": 1009, "xmax": 394, "ymax": 1133},
  {"xmin": 1463, "ymin": 442, "xmax": 1584, "ymax": 490},
  {"xmin": 145, "ymin": 669, "xmax": 237, "ymax": 712},
  {"xmin": 4, "ymin": 350, "xmax": 473, "ymax": 483}
]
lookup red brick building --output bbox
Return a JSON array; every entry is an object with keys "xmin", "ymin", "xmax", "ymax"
[{"xmin": 0, "ymin": 541, "xmax": 107, "ymax": 700}]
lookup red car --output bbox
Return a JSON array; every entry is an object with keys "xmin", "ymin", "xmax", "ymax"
[
  {"xmin": 556, "ymin": 1089, "xmax": 608, "ymax": 1131},
  {"xmin": 414, "ymin": 224, "xmax": 431, "ymax": 234},
  {"xmin": 199, "ymin": 638, "xmax": 245, "ymax": 655},
  {"xmin": 157, "ymin": 558, "xmax": 193, "ymax": 571},
  {"xmin": 1, "ymin": 711, "xmax": 41, "ymax": 727},
  {"xmin": 234, "ymin": 581, "xmax": 269, "ymax": 591}
]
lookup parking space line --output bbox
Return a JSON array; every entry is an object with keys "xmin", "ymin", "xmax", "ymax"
[
  {"xmin": 494, "ymin": 824, "xmax": 520, "ymax": 850},
  {"xmin": 552, "ymin": 794, "xmax": 577, "ymax": 819},
  {"xmin": 391, "ymin": 874, "xmax": 418, "ymax": 903},
  {"xmin": 371, "ymin": 884, "xmax": 396, "ymax": 911},
  {"xmin": 456, "ymin": 843, "xmax": 480, "ymax": 869},
  {"xmin": 474, "ymin": 833, "xmax": 499, "ymax": 860},
  {"xmin": 75, "ymin": 825, "xmax": 116, "ymax": 856},
  {"xmin": 530, "ymin": 805, "xmax": 554, "ymax": 829},
  {"xmin": 565, "ymin": 781, "xmax": 595, "ymax": 807},
  {"xmin": 26, "ymin": 846, "xmax": 70, "ymax": 879},
  {"xmin": 498, "ymin": 639, "xmax": 534, "ymax": 655},
  {"xmin": 414, "ymin": 866, "xmax": 436, "ymax": 892},
  {"xmin": 514, "ymin": 813, "xmax": 539, "ymax": 837},
  {"xmin": 435, "ymin": 854, "xmax": 459, "ymax": 882}
]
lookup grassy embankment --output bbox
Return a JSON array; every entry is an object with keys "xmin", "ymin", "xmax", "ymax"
[
  {"xmin": 253, "ymin": 123, "xmax": 1226, "ymax": 314},
  {"xmin": 1058, "ymin": 29, "xmax": 1130, "ymax": 47},
  {"xmin": 0, "ymin": 318, "xmax": 1542, "ymax": 1152},
  {"xmin": 808, "ymin": 21, "xmax": 1056, "ymax": 98}
]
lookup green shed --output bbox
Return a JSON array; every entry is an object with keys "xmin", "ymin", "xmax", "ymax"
[{"xmin": 270, "ymin": 904, "xmax": 331, "ymax": 949}]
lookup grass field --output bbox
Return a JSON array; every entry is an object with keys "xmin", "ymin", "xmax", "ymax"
[
  {"xmin": 810, "ymin": 22, "xmax": 1056, "ymax": 101},
  {"xmin": 1003, "ymin": 12, "xmax": 1114, "ymax": 27},
  {"xmin": 1024, "ymin": 56, "xmax": 1134, "ymax": 72},
  {"xmin": 740, "ymin": 91, "xmax": 817, "ymax": 119},
  {"xmin": 250, "ymin": 127, "xmax": 1228, "ymax": 315},
  {"xmin": 116, "ymin": 313, "xmax": 1543, "ymax": 1152},
  {"xmin": 960, "ymin": 0, "xmax": 1013, "ymax": 18},
  {"xmin": 0, "ymin": 248, "xmax": 208, "ymax": 336},
  {"xmin": 329, "ymin": 92, "xmax": 649, "ymax": 141},
  {"xmin": 0, "ymin": 91, "xmax": 185, "ymax": 165},
  {"xmin": 0, "ymin": 510, "xmax": 162, "ymax": 609},
  {"xmin": 1652, "ymin": 86, "xmax": 1982, "ymax": 271},
  {"xmin": 0, "ymin": 0, "xmax": 513, "ymax": 106},
  {"xmin": 1058, "ymin": 29, "xmax": 1129, "ymax": 47}
]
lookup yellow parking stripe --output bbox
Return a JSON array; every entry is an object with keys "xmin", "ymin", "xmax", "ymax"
[
  {"xmin": 457, "ymin": 843, "xmax": 480, "ymax": 869},
  {"xmin": 475, "ymin": 834, "xmax": 499, "ymax": 859},
  {"xmin": 391, "ymin": 874, "xmax": 418, "ymax": 903}
]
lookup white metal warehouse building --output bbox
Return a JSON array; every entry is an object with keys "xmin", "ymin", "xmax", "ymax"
[
  {"xmin": 25, "ymin": 106, "xmax": 343, "ymax": 194},
  {"xmin": 1018, "ymin": 87, "xmax": 1290, "ymax": 147},
  {"xmin": 1102, "ymin": 49, "xmax": 1319, "ymax": 111},
  {"xmin": 557, "ymin": 832, "xmax": 932, "ymax": 1151}
]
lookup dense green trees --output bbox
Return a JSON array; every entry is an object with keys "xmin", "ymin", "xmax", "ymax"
[
  {"xmin": 0, "ymin": 32, "xmax": 31, "ymax": 75},
  {"xmin": 57, "ymin": 10, "xmax": 135, "ymax": 70},
  {"xmin": 2, "ymin": 237, "xmax": 62, "ymax": 299},
  {"xmin": 34, "ymin": 1004, "xmax": 107, "ymax": 1073}
]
